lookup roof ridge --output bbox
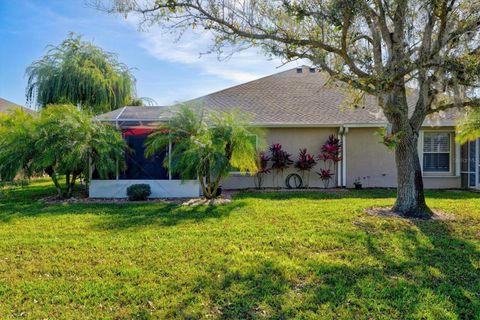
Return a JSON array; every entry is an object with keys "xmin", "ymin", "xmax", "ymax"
[{"xmin": 184, "ymin": 66, "xmax": 314, "ymax": 104}]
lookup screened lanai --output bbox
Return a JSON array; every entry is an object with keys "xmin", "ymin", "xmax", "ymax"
[
  {"xmin": 96, "ymin": 106, "xmax": 172, "ymax": 129},
  {"xmin": 90, "ymin": 106, "xmax": 200, "ymax": 198}
]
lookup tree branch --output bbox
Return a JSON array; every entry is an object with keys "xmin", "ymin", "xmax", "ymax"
[{"xmin": 427, "ymin": 98, "xmax": 480, "ymax": 115}]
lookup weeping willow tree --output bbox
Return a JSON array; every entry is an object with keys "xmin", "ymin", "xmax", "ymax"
[{"xmin": 26, "ymin": 33, "xmax": 138, "ymax": 114}]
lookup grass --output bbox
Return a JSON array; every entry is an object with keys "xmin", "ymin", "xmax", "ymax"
[{"xmin": 0, "ymin": 179, "xmax": 479, "ymax": 319}]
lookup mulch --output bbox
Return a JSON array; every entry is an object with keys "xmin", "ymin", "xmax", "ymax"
[
  {"xmin": 39, "ymin": 188, "xmax": 344, "ymax": 206},
  {"xmin": 38, "ymin": 195, "xmax": 233, "ymax": 206}
]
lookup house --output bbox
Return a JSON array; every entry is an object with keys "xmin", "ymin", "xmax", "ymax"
[
  {"xmin": 0, "ymin": 98, "xmax": 34, "ymax": 114},
  {"xmin": 91, "ymin": 66, "xmax": 480, "ymax": 198}
]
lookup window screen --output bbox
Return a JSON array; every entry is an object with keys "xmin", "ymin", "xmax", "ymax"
[
  {"xmin": 423, "ymin": 132, "xmax": 450, "ymax": 172},
  {"xmin": 121, "ymin": 134, "xmax": 169, "ymax": 180}
]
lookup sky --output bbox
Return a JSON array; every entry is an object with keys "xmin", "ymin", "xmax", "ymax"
[{"xmin": 0, "ymin": 0, "xmax": 300, "ymax": 109}]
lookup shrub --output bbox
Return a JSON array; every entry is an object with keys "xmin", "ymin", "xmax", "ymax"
[
  {"xmin": 254, "ymin": 151, "xmax": 271, "ymax": 189},
  {"xmin": 317, "ymin": 135, "xmax": 342, "ymax": 188},
  {"xmin": 294, "ymin": 148, "xmax": 316, "ymax": 187},
  {"xmin": 269, "ymin": 143, "xmax": 293, "ymax": 171},
  {"xmin": 269, "ymin": 143, "xmax": 293, "ymax": 188},
  {"xmin": 127, "ymin": 184, "xmax": 151, "ymax": 201},
  {"xmin": 294, "ymin": 148, "xmax": 316, "ymax": 171}
]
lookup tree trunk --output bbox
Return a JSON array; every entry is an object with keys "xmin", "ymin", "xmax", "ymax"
[
  {"xmin": 199, "ymin": 177, "xmax": 208, "ymax": 197},
  {"xmin": 392, "ymin": 130, "xmax": 432, "ymax": 218},
  {"xmin": 382, "ymin": 76, "xmax": 432, "ymax": 218},
  {"xmin": 66, "ymin": 173, "xmax": 77, "ymax": 198},
  {"xmin": 45, "ymin": 166, "xmax": 62, "ymax": 197}
]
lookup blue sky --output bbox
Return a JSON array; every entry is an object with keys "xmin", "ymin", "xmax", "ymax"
[{"xmin": 0, "ymin": 0, "xmax": 298, "ymax": 109}]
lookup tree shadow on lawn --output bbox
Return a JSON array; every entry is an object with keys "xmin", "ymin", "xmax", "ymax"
[
  {"xmin": 164, "ymin": 259, "xmax": 291, "ymax": 319},
  {"xmin": 94, "ymin": 201, "xmax": 246, "ymax": 230},
  {"xmin": 174, "ymin": 219, "xmax": 479, "ymax": 319},
  {"xmin": 235, "ymin": 188, "xmax": 480, "ymax": 201},
  {"xmin": 0, "ymin": 199, "xmax": 246, "ymax": 229},
  {"xmin": 318, "ymin": 221, "xmax": 474, "ymax": 317}
]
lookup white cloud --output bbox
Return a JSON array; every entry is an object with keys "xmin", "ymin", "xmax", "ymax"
[{"xmin": 128, "ymin": 20, "xmax": 299, "ymax": 85}]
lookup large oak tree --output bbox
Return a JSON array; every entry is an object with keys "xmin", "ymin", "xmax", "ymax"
[{"xmin": 99, "ymin": 0, "xmax": 480, "ymax": 217}]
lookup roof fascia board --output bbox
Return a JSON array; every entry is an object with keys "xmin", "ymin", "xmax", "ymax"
[{"xmin": 97, "ymin": 118, "xmax": 457, "ymax": 128}]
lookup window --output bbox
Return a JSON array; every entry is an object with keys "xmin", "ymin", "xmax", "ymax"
[{"xmin": 423, "ymin": 132, "xmax": 451, "ymax": 173}]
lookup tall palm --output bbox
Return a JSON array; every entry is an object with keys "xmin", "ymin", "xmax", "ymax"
[{"xmin": 145, "ymin": 105, "xmax": 261, "ymax": 198}]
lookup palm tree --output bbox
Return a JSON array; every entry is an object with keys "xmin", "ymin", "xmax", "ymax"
[
  {"xmin": 145, "ymin": 105, "xmax": 261, "ymax": 199},
  {"xmin": 26, "ymin": 33, "xmax": 138, "ymax": 114},
  {"xmin": 0, "ymin": 105, "xmax": 126, "ymax": 197},
  {"xmin": 0, "ymin": 109, "xmax": 38, "ymax": 180}
]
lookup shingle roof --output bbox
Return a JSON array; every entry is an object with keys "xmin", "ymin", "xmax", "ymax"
[
  {"xmin": 97, "ymin": 66, "xmax": 460, "ymax": 126},
  {"xmin": 187, "ymin": 66, "xmax": 459, "ymax": 126},
  {"xmin": 0, "ymin": 98, "xmax": 35, "ymax": 114}
]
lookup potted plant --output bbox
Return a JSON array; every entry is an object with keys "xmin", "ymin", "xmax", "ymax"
[
  {"xmin": 269, "ymin": 143, "xmax": 293, "ymax": 188},
  {"xmin": 354, "ymin": 177, "xmax": 362, "ymax": 189},
  {"xmin": 294, "ymin": 148, "xmax": 316, "ymax": 188}
]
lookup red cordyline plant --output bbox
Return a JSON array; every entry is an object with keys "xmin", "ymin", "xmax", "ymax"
[
  {"xmin": 317, "ymin": 135, "xmax": 342, "ymax": 188},
  {"xmin": 254, "ymin": 151, "xmax": 270, "ymax": 189},
  {"xmin": 269, "ymin": 143, "xmax": 293, "ymax": 188},
  {"xmin": 317, "ymin": 168, "xmax": 334, "ymax": 188},
  {"xmin": 294, "ymin": 148, "xmax": 316, "ymax": 188}
]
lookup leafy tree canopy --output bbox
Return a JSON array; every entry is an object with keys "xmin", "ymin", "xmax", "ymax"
[
  {"xmin": 26, "ymin": 33, "xmax": 139, "ymax": 114},
  {"xmin": 0, "ymin": 104, "xmax": 126, "ymax": 197}
]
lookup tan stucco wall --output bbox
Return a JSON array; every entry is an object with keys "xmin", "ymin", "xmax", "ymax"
[
  {"xmin": 423, "ymin": 177, "xmax": 461, "ymax": 189},
  {"xmin": 222, "ymin": 127, "xmax": 338, "ymax": 189},
  {"xmin": 346, "ymin": 127, "xmax": 461, "ymax": 189},
  {"xmin": 345, "ymin": 128, "xmax": 397, "ymax": 188},
  {"xmin": 223, "ymin": 126, "xmax": 461, "ymax": 190}
]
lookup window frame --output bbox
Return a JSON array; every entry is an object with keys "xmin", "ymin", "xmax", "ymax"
[{"xmin": 420, "ymin": 131, "xmax": 453, "ymax": 176}]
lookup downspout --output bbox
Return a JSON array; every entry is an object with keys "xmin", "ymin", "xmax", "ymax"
[
  {"xmin": 337, "ymin": 127, "xmax": 344, "ymax": 187},
  {"xmin": 342, "ymin": 127, "xmax": 349, "ymax": 187}
]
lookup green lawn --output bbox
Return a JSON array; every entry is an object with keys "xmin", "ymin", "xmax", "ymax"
[{"xmin": 0, "ymin": 180, "xmax": 479, "ymax": 319}]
